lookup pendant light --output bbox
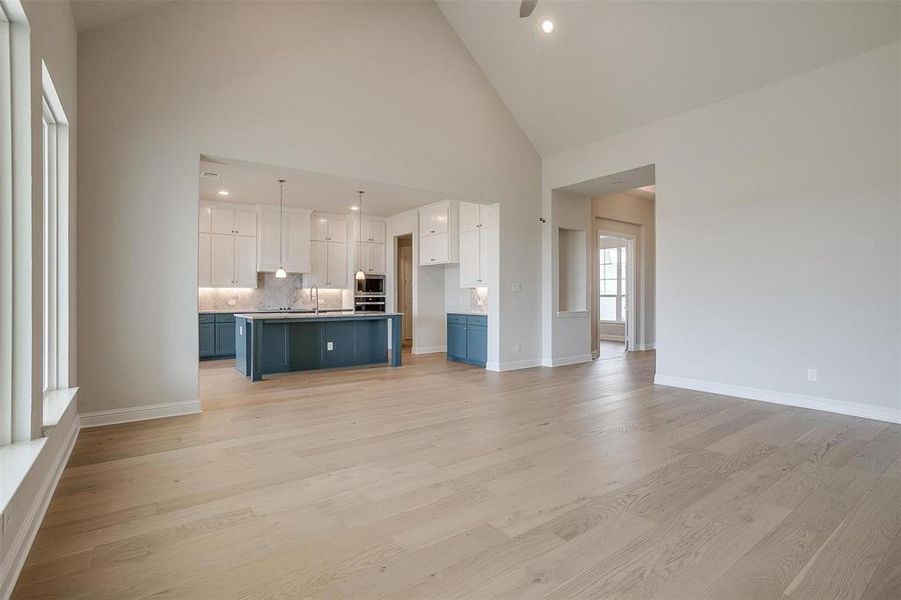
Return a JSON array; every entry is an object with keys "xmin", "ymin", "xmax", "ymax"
[
  {"xmin": 275, "ymin": 179, "xmax": 287, "ymax": 278},
  {"xmin": 354, "ymin": 191, "xmax": 366, "ymax": 281}
]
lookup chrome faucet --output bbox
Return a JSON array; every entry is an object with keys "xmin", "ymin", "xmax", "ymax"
[{"xmin": 310, "ymin": 284, "xmax": 319, "ymax": 314}]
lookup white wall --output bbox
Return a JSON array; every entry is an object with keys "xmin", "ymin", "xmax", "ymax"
[
  {"xmin": 593, "ymin": 192, "xmax": 656, "ymax": 351},
  {"xmin": 542, "ymin": 190, "xmax": 592, "ymax": 366},
  {"xmin": 77, "ymin": 1, "xmax": 540, "ymax": 416},
  {"xmin": 543, "ymin": 42, "xmax": 901, "ymax": 420},
  {"xmin": 385, "ymin": 208, "xmax": 447, "ymax": 353}
]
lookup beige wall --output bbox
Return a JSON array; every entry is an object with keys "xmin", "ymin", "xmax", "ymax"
[
  {"xmin": 592, "ymin": 192, "xmax": 656, "ymax": 351},
  {"xmin": 544, "ymin": 42, "xmax": 901, "ymax": 419},
  {"xmin": 77, "ymin": 1, "xmax": 540, "ymax": 415}
]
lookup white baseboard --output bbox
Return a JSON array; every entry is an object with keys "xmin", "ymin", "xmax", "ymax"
[
  {"xmin": 487, "ymin": 358, "xmax": 542, "ymax": 372},
  {"xmin": 633, "ymin": 343, "xmax": 655, "ymax": 351},
  {"xmin": 80, "ymin": 399, "xmax": 201, "ymax": 428},
  {"xmin": 654, "ymin": 374, "xmax": 901, "ymax": 425},
  {"xmin": 411, "ymin": 345, "xmax": 446, "ymax": 355},
  {"xmin": 0, "ymin": 415, "xmax": 79, "ymax": 600},
  {"xmin": 599, "ymin": 334, "xmax": 625, "ymax": 342},
  {"xmin": 542, "ymin": 354, "xmax": 593, "ymax": 368}
]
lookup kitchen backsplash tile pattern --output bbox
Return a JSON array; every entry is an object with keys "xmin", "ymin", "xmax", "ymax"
[{"xmin": 198, "ymin": 273, "xmax": 346, "ymax": 312}]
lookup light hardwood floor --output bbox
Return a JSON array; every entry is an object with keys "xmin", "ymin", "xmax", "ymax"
[{"xmin": 13, "ymin": 351, "xmax": 901, "ymax": 599}]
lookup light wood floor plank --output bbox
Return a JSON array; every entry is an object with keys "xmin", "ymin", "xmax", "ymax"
[{"xmin": 12, "ymin": 350, "xmax": 901, "ymax": 599}]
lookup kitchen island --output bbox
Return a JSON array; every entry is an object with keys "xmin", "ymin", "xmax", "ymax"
[{"xmin": 235, "ymin": 312, "xmax": 403, "ymax": 381}]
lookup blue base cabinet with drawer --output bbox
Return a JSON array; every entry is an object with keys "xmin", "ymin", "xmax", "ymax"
[
  {"xmin": 199, "ymin": 313, "xmax": 238, "ymax": 360},
  {"xmin": 447, "ymin": 313, "xmax": 487, "ymax": 367}
]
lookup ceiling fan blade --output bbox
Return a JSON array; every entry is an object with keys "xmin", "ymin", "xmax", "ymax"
[{"xmin": 519, "ymin": 0, "xmax": 538, "ymax": 18}]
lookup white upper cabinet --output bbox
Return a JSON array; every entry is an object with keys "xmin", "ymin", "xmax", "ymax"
[
  {"xmin": 352, "ymin": 242, "xmax": 386, "ymax": 275},
  {"xmin": 418, "ymin": 200, "xmax": 458, "ymax": 266},
  {"xmin": 310, "ymin": 213, "xmax": 350, "ymax": 287},
  {"xmin": 353, "ymin": 217, "xmax": 385, "ymax": 244},
  {"xmin": 233, "ymin": 209, "xmax": 257, "ymax": 236},
  {"xmin": 199, "ymin": 205, "xmax": 212, "ymax": 233},
  {"xmin": 349, "ymin": 217, "xmax": 386, "ymax": 274},
  {"xmin": 458, "ymin": 201, "xmax": 495, "ymax": 287},
  {"xmin": 419, "ymin": 203, "xmax": 449, "ymax": 237},
  {"xmin": 312, "ymin": 214, "xmax": 347, "ymax": 243},
  {"xmin": 310, "ymin": 240, "xmax": 348, "ymax": 289},
  {"xmin": 200, "ymin": 202, "xmax": 258, "ymax": 288},
  {"xmin": 283, "ymin": 209, "xmax": 312, "ymax": 273},
  {"xmin": 459, "ymin": 201, "xmax": 496, "ymax": 232},
  {"xmin": 198, "ymin": 233, "xmax": 212, "ymax": 286},
  {"xmin": 258, "ymin": 206, "xmax": 312, "ymax": 273},
  {"xmin": 210, "ymin": 206, "xmax": 256, "ymax": 236},
  {"xmin": 234, "ymin": 236, "xmax": 258, "ymax": 286},
  {"xmin": 210, "ymin": 234, "xmax": 234, "ymax": 285}
]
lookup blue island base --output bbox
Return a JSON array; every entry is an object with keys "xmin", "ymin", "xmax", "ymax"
[{"xmin": 236, "ymin": 314, "xmax": 402, "ymax": 381}]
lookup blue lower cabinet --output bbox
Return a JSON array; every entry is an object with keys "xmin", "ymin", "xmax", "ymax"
[
  {"xmin": 447, "ymin": 322, "xmax": 467, "ymax": 361},
  {"xmin": 199, "ymin": 313, "xmax": 237, "ymax": 359},
  {"xmin": 199, "ymin": 323, "xmax": 215, "ymax": 358},
  {"xmin": 446, "ymin": 313, "xmax": 487, "ymax": 367},
  {"xmin": 215, "ymin": 322, "xmax": 236, "ymax": 356}
]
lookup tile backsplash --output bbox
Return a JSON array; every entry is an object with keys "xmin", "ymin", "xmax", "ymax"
[{"xmin": 198, "ymin": 273, "xmax": 348, "ymax": 312}]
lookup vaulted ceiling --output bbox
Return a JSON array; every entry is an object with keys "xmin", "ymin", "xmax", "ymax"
[
  {"xmin": 71, "ymin": 1, "xmax": 901, "ymax": 158},
  {"xmin": 437, "ymin": 0, "xmax": 901, "ymax": 156}
]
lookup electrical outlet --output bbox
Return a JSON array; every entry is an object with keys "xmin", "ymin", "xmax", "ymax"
[
  {"xmin": 514, "ymin": 342, "xmax": 522, "ymax": 352},
  {"xmin": 807, "ymin": 368, "xmax": 818, "ymax": 382},
  {"xmin": 327, "ymin": 341, "xmax": 334, "ymax": 351},
  {"xmin": 227, "ymin": 298, "xmax": 236, "ymax": 306}
]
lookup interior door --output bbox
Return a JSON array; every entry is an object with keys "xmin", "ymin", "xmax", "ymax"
[
  {"xmin": 234, "ymin": 235, "xmax": 257, "ymax": 286},
  {"xmin": 398, "ymin": 241, "xmax": 413, "ymax": 343}
]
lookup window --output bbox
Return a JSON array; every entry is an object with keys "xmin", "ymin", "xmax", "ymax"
[
  {"xmin": 41, "ymin": 63, "xmax": 70, "ymax": 398},
  {"xmin": 599, "ymin": 243, "xmax": 627, "ymax": 322},
  {"xmin": 0, "ymin": 2, "xmax": 12, "ymax": 446}
]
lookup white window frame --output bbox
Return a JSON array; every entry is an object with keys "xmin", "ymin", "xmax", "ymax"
[
  {"xmin": 40, "ymin": 61, "xmax": 71, "ymax": 406},
  {"xmin": 599, "ymin": 245, "xmax": 627, "ymax": 323}
]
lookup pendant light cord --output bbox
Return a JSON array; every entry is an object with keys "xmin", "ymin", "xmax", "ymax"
[
  {"xmin": 278, "ymin": 179, "xmax": 285, "ymax": 268},
  {"xmin": 358, "ymin": 191, "xmax": 364, "ymax": 264}
]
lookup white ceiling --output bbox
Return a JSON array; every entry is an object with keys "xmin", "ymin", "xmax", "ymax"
[
  {"xmin": 199, "ymin": 157, "xmax": 454, "ymax": 217},
  {"xmin": 71, "ymin": 0, "xmax": 171, "ymax": 33},
  {"xmin": 437, "ymin": 0, "xmax": 901, "ymax": 157}
]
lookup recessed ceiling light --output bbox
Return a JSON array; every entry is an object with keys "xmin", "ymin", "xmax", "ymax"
[
  {"xmin": 218, "ymin": 190, "xmax": 229, "ymax": 196},
  {"xmin": 349, "ymin": 205, "xmax": 360, "ymax": 211},
  {"xmin": 540, "ymin": 19, "xmax": 554, "ymax": 33}
]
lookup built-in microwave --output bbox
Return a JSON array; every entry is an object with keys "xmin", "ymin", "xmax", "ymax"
[{"xmin": 356, "ymin": 274, "xmax": 385, "ymax": 295}]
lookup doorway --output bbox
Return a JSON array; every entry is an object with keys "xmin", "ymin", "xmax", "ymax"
[
  {"xmin": 598, "ymin": 233, "xmax": 635, "ymax": 355},
  {"xmin": 396, "ymin": 234, "xmax": 413, "ymax": 347}
]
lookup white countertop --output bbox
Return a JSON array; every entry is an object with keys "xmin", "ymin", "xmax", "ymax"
[
  {"xmin": 199, "ymin": 308, "xmax": 350, "ymax": 314},
  {"xmin": 447, "ymin": 311, "xmax": 488, "ymax": 316},
  {"xmin": 235, "ymin": 311, "xmax": 402, "ymax": 320}
]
